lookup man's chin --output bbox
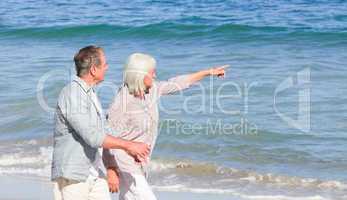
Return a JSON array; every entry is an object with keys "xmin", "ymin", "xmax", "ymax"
[{"xmin": 97, "ymin": 79, "xmax": 104, "ymax": 84}]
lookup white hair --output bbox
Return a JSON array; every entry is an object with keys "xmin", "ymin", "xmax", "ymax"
[{"xmin": 123, "ymin": 53, "xmax": 156, "ymax": 95}]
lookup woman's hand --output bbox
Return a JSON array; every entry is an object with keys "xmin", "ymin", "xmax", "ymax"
[
  {"xmin": 208, "ymin": 65, "xmax": 230, "ymax": 78},
  {"xmin": 107, "ymin": 167, "xmax": 120, "ymax": 193},
  {"xmin": 188, "ymin": 64, "xmax": 230, "ymax": 84}
]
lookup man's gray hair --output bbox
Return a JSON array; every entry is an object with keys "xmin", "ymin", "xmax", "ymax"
[{"xmin": 74, "ymin": 45, "xmax": 103, "ymax": 77}]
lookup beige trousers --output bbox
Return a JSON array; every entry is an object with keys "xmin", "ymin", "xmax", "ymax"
[
  {"xmin": 53, "ymin": 176, "xmax": 111, "ymax": 200},
  {"xmin": 119, "ymin": 172, "xmax": 157, "ymax": 200}
]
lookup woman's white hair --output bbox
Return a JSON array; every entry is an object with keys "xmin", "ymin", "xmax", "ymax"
[{"xmin": 123, "ymin": 53, "xmax": 156, "ymax": 95}]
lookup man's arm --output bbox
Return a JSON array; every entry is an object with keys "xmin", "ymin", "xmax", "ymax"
[
  {"xmin": 102, "ymin": 135, "xmax": 149, "ymax": 161},
  {"xmin": 58, "ymin": 89, "xmax": 106, "ymax": 148},
  {"xmin": 103, "ymin": 116, "xmax": 150, "ymax": 161},
  {"xmin": 59, "ymin": 87, "xmax": 150, "ymax": 160}
]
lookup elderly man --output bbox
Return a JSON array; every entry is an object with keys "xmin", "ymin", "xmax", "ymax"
[
  {"xmin": 52, "ymin": 46, "xmax": 150, "ymax": 200},
  {"xmin": 103, "ymin": 53, "xmax": 228, "ymax": 200}
]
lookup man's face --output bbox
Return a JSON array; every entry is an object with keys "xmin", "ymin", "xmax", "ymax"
[
  {"xmin": 94, "ymin": 51, "xmax": 108, "ymax": 83},
  {"xmin": 143, "ymin": 68, "xmax": 156, "ymax": 92}
]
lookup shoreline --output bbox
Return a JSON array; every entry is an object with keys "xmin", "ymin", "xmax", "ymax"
[{"xmin": 0, "ymin": 175, "xmax": 234, "ymax": 200}]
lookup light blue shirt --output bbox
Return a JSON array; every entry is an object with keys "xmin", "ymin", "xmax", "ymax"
[{"xmin": 51, "ymin": 76, "xmax": 114, "ymax": 181}]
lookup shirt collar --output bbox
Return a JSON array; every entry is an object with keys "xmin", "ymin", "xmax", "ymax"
[{"xmin": 73, "ymin": 76, "xmax": 94, "ymax": 93}]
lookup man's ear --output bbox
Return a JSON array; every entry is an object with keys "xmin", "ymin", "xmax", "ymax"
[{"xmin": 90, "ymin": 65, "xmax": 97, "ymax": 76}]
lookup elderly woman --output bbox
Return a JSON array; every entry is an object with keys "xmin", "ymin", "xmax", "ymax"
[{"xmin": 103, "ymin": 53, "xmax": 227, "ymax": 200}]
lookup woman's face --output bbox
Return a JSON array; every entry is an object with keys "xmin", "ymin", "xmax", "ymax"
[{"xmin": 143, "ymin": 68, "xmax": 156, "ymax": 91}]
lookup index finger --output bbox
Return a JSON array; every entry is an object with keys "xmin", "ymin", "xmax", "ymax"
[{"xmin": 219, "ymin": 64, "xmax": 230, "ymax": 69}]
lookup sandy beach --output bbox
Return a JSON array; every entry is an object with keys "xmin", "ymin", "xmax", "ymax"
[{"xmin": 0, "ymin": 175, "xmax": 235, "ymax": 200}]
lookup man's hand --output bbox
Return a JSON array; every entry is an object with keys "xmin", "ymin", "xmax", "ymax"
[
  {"xmin": 209, "ymin": 65, "xmax": 230, "ymax": 78},
  {"xmin": 107, "ymin": 167, "xmax": 119, "ymax": 193},
  {"xmin": 125, "ymin": 141, "xmax": 150, "ymax": 162},
  {"xmin": 102, "ymin": 135, "xmax": 150, "ymax": 161},
  {"xmin": 102, "ymin": 135, "xmax": 150, "ymax": 163}
]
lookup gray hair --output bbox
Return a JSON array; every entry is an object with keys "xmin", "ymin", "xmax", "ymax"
[
  {"xmin": 123, "ymin": 53, "xmax": 156, "ymax": 95},
  {"xmin": 74, "ymin": 45, "xmax": 103, "ymax": 77}
]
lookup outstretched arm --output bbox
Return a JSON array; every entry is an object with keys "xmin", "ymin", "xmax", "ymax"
[
  {"xmin": 157, "ymin": 65, "xmax": 229, "ymax": 96},
  {"xmin": 187, "ymin": 65, "xmax": 229, "ymax": 84}
]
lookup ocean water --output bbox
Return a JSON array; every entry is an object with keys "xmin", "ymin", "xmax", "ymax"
[{"xmin": 1, "ymin": 0, "xmax": 347, "ymax": 199}]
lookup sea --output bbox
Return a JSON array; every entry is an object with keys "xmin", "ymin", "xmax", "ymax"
[{"xmin": 0, "ymin": 0, "xmax": 347, "ymax": 199}]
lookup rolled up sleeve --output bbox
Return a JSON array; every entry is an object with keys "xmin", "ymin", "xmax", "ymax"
[
  {"xmin": 157, "ymin": 74, "xmax": 192, "ymax": 96},
  {"xmin": 58, "ymin": 89, "xmax": 106, "ymax": 148},
  {"xmin": 104, "ymin": 120, "xmax": 118, "ymax": 137}
]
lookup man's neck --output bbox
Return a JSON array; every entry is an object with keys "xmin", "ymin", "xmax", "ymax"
[{"xmin": 80, "ymin": 75, "xmax": 97, "ymax": 87}]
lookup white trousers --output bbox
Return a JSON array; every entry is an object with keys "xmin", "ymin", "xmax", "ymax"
[
  {"xmin": 53, "ymin": 176, "xmax": 111, "ymax": 200},
  {"xmin": 119, "ymin": 172, "xmax": 157, "ymax": 200}
]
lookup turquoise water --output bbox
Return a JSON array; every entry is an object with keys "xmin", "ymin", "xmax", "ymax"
[{"xmin": 1, "ymin": 1, "xmax": 347, "ymax": 199}]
